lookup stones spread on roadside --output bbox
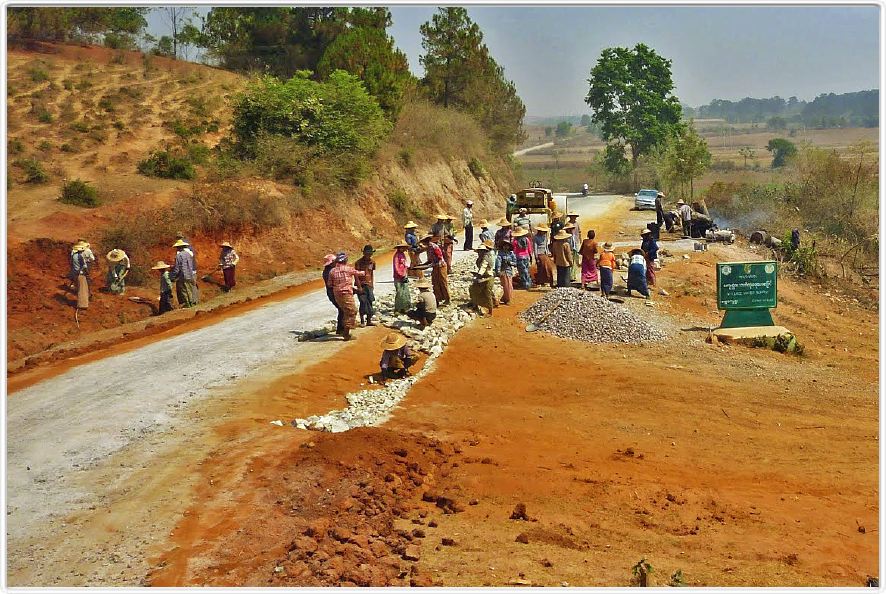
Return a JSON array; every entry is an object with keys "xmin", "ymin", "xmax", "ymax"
[{"xmin": 519, "ymin": 288, "xmax": 666, "ymax": 344}]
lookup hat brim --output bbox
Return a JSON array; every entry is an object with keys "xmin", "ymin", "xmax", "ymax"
[{"xmin": 381, "ymin": 334, "xmax": 407, "ymax": 350}]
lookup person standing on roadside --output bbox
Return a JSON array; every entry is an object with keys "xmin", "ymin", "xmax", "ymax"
[
  {"xmin": 404, "ymin": 221, "xmax": 423, "ymax": 279},
  {"xmin": 322, "ymin": 253, "xmax": 344, "ymax": 334},
  {"xmin": 354, "ymin": 244, "xmax": 377, "ymax": 326},
  {"xmin": 564, "ymin": 223, "xmax": 579, "ymax": 283},
  {"xmin": 550, "ymin": 229, "xmax": 574, "ymax": 288},
  {"xmin": 462, "ymin": 200, "xmax": 474, "ymax": 251},
  {"xmin": 442, "ymin": 215, "xmax": 457, "ymax": 274},
  {"xmin": 217, "ymin": 241, "xmax": 239, "ymax": 292},
  {"xmin": 512, "ymin": 227, "xmax": 533, "ymax": 290},
  {"xmin": 423, "ymin": 234, "xmax": 450, "ymax": 306},
  {"xmin": 326, "ymin": 252, "xmax": 366, "ymax": 341},
  {"xmin": 640, "ymin": 228, "xmax": 658, "ymax": 287},
  {"xmin": 532, "ymin": 224, "xmax": 555, "ymax": 289},
  {"xmin": 514, "ymin": 207, "xmax": 531, "ymax": 230},
  {"xmin": 677, "ymin": 199, "xmax": 693, "ymax": 238},
  {"xmin": 598, "ymin": 242, "xmax": 617, "ymax": 299},
  {"xmin": 494, "ymin": 240, "xmax": 516, "ymax": 305},
  {"xmin": 579, "ymin": 230, "xmax": 600, "ymax": 291},
  {"xmin": 171, "ymin": 239, "xmax": 198, "ymax": 308},
  {"xmin": 393, "ymin": 243, "xmax": 411, "ymax": 314},
  {"xmin": 70, "ymin": 241, "xmax": 91, "ymax": 310},
  {"xmin": 469, "ymin": 242, "xmax": 496, "ymax": 316},
  {"xmin": 105, "ymin": 248, "xmax": 130, "ymax": 295},
  {"xmin": 151, "ymin": 261, "xmax": 175, "ymax": 314}
]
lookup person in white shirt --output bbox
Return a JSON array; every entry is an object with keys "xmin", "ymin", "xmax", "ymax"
[
  {"xmin": 677, "ymin": 199, "xmax": 693, "ymax": 237},
  {"xmin": 462, "ymin": 200, "xmax": 474, "ymax": 250},
  {"xmin": 626, "ymin": 248, "xmax": 650, "ymax": 298}
]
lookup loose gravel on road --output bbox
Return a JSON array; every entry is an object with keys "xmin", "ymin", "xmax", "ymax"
[{"xmin": 519, "ymin": 288, "xmax": 667, "ymax": 344}]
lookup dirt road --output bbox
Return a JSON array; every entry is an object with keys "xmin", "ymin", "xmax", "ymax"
[{"xmin": 7, "ymin": 194, "xmax": 878, "ymax": 586}]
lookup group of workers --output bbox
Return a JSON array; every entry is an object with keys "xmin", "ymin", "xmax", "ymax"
[{"xmin": 67, "ymin": 235, "xmax": 240, "ymax": 315}]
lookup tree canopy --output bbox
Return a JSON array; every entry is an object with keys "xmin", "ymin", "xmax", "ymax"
[
  {"xmin": 8, "ymin": 7, "xmax": 147, "ymax": 44},
  {"xmin": 766, "ymin": 138, "xmax": 798, "ymax": 168},
  {"xmin": 419, "ymin": 7, "xmax": 525, "ymax": 153},
  {"xmin": 655, "ymin": 124, "xmax": 711, "ymax": 198},
  {"xmin": 585, "ymin": 43, "xmax": 683, "ymax": 170}
]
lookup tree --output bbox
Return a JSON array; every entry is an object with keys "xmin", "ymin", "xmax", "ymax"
[
  {"xmin": 8, "ymin": 7, "xmax": 147, "ymax": 43},
  {"xmin": 555, "ymin": 121, "xmax": 572, "ymax": 137},
  {"xmin": 655, "ymin": 124, "xmax": 711, "ymax": 198},
  {"xmin": 767, "ymin": 138, "xmax": 797, "ymax": 168},
  {"xmin": 585, "ymin": 43, "xmax": 683, "ymax": 171},
  {"xmin": 419, "ymin": 7, "xmax": 482, "ymax": 109},
  {"xmin": 419, "ymin": 7, "xmax": 525, "ymax": 152},
  {"xmin": 767, "ymin": 116, "xmax": 787, "ymax": 130},
  {"xmin": 738, "ymin": 146, "xmax": 756, "ymax": 169},
  {"xmin": 544, "ymin": 127, "xmax": 553, "ymax": 137},
  {"xmin": 158, "ymin": 6, "xmax": 191, "ymax": 59},
  {"xmin": 316, "ymin": 24, "xmax": 414, "ymax": 117},
  {"xmin": 580, "ymin": 114, "xmax": 591, "ymax": 127}
]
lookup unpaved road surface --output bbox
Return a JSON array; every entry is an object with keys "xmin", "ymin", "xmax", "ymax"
[
  {"xmin": 7, "ymin": 195, "xmax": 623, "ymax": 585},
  {"xmin": 7, "ymin": 194, "xmax": 878, "ymax": 586}
]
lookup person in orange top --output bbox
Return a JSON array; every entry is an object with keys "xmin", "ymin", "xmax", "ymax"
[
  {"xmin": 578, "ymin": 229, "xmax": 600, "ymax": 291},
  {"xmin": 597, "ymin": 242, "xmax": 617, "ymax": 299}
]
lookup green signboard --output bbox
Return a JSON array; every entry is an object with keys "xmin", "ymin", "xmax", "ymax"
[{"xmin": 716, "ymin": 261, "xmax": 777, "ymax": 328}]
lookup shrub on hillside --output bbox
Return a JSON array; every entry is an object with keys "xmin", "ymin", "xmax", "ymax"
[
  {"xmin": 59, "ymin": 179, "xmax": 100, "ymax": 207},
  {"xmin": 137, "ymin": 150, "xmax": 196, "ymax": 180},
  {"xmin": 387, "ymin": 100, "xmax": 488, "ymax": 161},
  {"xmin": 468, "ymin": 157, "xmax": 486, "ymax": 179},
  {"xmin": 8, "ymin": 138, "xmax": 23, "ymax": 154},
  {"xmin": 232, "ymin": 70, "xmax": 390, "ymax": 185},
  {"xmin": 15, "ymin": 158, "xmax": 48, "ymax": 183},
  {"xmin": 29, "ymin": 65, "xmax": 49, "ymax": 83}
]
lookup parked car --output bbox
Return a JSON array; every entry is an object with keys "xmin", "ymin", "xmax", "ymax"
[{"xmin": 634, "ymin": 188, "xmax": 658, "ymax": 210}]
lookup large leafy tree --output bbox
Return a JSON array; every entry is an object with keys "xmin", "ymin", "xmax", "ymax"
[
  {"xmin": 420, "ymin": 7, "xmax": 525, "ymax": 152},
  {"xmin": 766, "ymin": 138, "xmax": 797, "ymax": 168},
  {"xmin": 585, "ymin": 43, "xmax": 683, "ymax": 171},
  {"xmin": 8, "ymin": 7, "xmax": 147, "ymax": 43}
]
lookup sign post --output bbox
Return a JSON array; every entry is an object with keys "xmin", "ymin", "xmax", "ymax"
[{"xmin": 716, "ymin": 261, "xmax": 778, "ymax": 328}]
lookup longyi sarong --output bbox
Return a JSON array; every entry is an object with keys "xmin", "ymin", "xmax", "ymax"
[
  {"xmin": 535, "ymin": 254, "xmax": 555, "ymax": 288},
  {"xmin": 581, "ymin": 256, "xmax": 599, "ymax": 284},
  {"xmin": 77, "ymin": 275, "xmax": 89, "ymax": 309},
  {"xmin": 334, "ymin": 291, "xmax": 358, "ymax": 330},
  {"xmin": 431, "ymin": 266, "xmax": 450, "ymax": 304}
]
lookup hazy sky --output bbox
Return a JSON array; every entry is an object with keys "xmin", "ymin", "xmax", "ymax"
[{"xmin": 147, "ymin": 5, "xmax": 880, "ymax": 118}]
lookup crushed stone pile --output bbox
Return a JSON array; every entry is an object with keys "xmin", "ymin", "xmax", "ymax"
[
  {"xmin": 519, "ymin": 287, "xmax": 667, "ymax": 344},
  {"xmin": 293, "ymin": 257, "xmax": 480, "ymax": 433}
]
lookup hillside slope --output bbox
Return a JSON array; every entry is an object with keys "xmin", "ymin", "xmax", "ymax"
[{"xmin": 6, "ymin": 44, "xmax": 515, "ymax": 364}]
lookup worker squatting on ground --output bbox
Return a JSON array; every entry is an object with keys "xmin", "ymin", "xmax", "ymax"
[
  {"xmin": 172, "ymin": 239, "xmax": 199, "ymax": 308},
  {"xmin": 478, "ymin": 219, "xmax": 492, "ymax": 245},
  {"xmin": 462, "ymin": 200, "xmax": 474, "ymax": 251},
  {"xmin": 512, "ymin": 227, "xmax": 533, "ymax": 290},
  {"xmin": 105, "ymin": 249, "xmax": 130, "ymax": 295},
  {"xmin": 379, "ymin": 332, "xmax": 415, "ymax": 380},
  {"xmin": 469, "ymin": 241, "xmax": 496, "ymax": 316},
  {"xmin": 151, "ymin": 261, "xmax": 175, "ymax": 314},
  {"xmin": 550, "ymin": 229, "xmax": 573, "ymax": 288},
  {"xmin": 579, "ymin": 230, "xmax": 599, "ymax": 291},
  {"xmin": 494, "ymin": 241, "xmax": 516, "ymax": 305},
  {"xmin": 532, "ymin": 224, "xmax": 556, "ymax": 289},
  {"xmin": 326, "ymin": 252, "xmax": 366, "ymax": 341},
  {"xmin": 407, "ymin": 279, "xmax": 437, "ymax": 327},
  {"xmin": 354, "ymin": 245, "xmax": 377, "ymax": 327},
  {"xmin": 217, "ymin": 242, "xmax": 239, "ymax": 292}
]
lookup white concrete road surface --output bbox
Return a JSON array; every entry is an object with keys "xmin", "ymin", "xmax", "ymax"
[
  {"xmin": 5, "ymin": 193, "xmax": 626, "ymax": 548},
  {"xmin": 512, "ymin": 141, "xmax": 554, "ymax": 157}
]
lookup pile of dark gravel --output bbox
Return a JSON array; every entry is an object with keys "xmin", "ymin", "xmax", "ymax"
[{"xmin": 519, "ymin": 288, "xmax": 667, "ymax": 344}]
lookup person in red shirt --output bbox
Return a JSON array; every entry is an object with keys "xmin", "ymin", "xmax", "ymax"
[
  {"xmin": 392, "ymin": 243, "xmax": 410, "ymax": 314},
  {"xmin": 325, "ymin": 252, "xmax": 365, "ymax": 340},
  {"xmin": 422, "ymin": 234, "xmax": 450, "ymax": 305}
]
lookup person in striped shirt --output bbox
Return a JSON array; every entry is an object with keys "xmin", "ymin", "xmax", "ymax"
[{"xmin": 325, "ymin": 252, "xmax": 366, "ymax": 340}]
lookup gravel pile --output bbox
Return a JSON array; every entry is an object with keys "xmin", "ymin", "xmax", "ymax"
[
  {"xmin": 293, "ymin": 258, "xmax": 480, "ymax": 433},
  {"xmin": 519, "ymin": 288, "xmax": 667, "ymax": 344}
]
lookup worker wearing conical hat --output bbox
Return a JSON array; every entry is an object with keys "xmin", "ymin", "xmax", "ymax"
[
  {"xmin": 326, "ymin": 252, "xmax": 366, "ymax": 341},
  {"xmin": 151, "ymin": 261, "xmax": 174, "ymax": 314},
  {"xmin": 379, "ymin": 332, "xmax": 415, "ymax": 381},
  {"xmin": 171, "ymin": 239, "xmax": 198, "ymax": 308},
  {"xmin": 70, "ymin": 240, "xmax": 92, "ymax": 311},
  {"xmin": 494, "ymin": 218, "xmax": 512, "ymax": 251},
  {"xmin": 469, "ymin": 242, "xmax": 496, "ymax": 316},
  {"xmin": 462, "ymin": 200, "xmax": 474, "ymax": 251},
  {"xmin": 217, "ymin": 241, "xmax": 239, "ymax": 292},
  {"xmin": 478, "ymin": 219, "xmax": 492, "ymax": 245},
  {"xmin": 105, "ymin": 248, "xmax": 131, "ymax": 295},
  {"xmin": 392, "ymin": 243, "xmax": 411, "ymax": 314},
  {"xmin": 532, "ymin": 224, "xmax": 555, "ymax": 289},
  {"xmin": 550, "ymin": 229, "xmax": 574, "ymax": 288},
  {"xmin": 407, "ymin": 278, "xmax": 437, "ymax": 328},
  {"xmin": 421, "ymin": 233, "xmax": 449, "ymax": 306},
  {"xmin": 404, "ymin": 221, "xmax": 423, "ymax": 279}
]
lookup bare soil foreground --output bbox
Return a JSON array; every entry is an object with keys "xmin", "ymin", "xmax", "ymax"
[{"xmin": 7, "ymin": 198, "xmax": 878, "ymax": 587}]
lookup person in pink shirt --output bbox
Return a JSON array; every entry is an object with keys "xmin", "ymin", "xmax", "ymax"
[
  {"xmin": 325, "ymin": 252, "xmax": 365, "ymax": 340},
  {"xmin": 392, "ymin": 243, "xmax": 410, "ymax": 314},
  {"xmin": 512, "ymin": 227, "xmax": 533, "ymax": 290}
]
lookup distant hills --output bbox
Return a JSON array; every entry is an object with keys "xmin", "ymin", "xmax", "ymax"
[{"xmin": 528, "ymin": 89, "xmax": 879, "ymax": 129}]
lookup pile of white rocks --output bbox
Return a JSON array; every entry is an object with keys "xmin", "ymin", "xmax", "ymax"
[
  {"xmin": 292, "ymin": 258, "xmax": 481, "ymax": 433},
  {"xmin": 519, "ymin": 287, "xmax": 667, "ymax": 344}
]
